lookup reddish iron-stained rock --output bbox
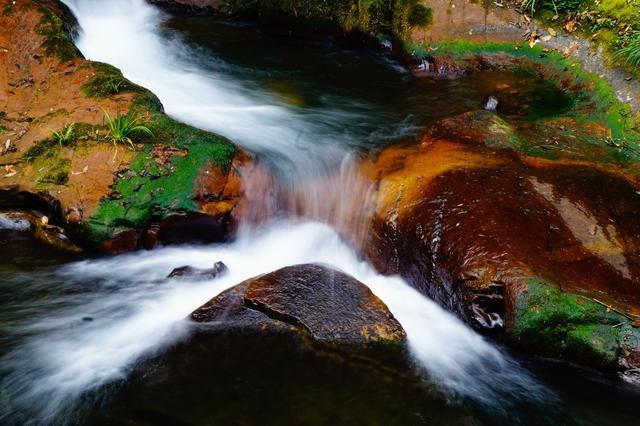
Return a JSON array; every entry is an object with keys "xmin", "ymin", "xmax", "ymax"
[
  {"xmin": 362, "ymin": 135, "xmax": 640, "ymax": 323},
  {"xmin": 358, "ymin": 131, "xmax": 640, "ymax": 374}
]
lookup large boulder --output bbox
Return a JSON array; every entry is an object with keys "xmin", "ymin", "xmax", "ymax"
[
  {"xmin": 361, "ymin": 130, "xmax": 640, "ymax": 376},
  {"xmin": 192, "ymin": 263, "xmax": 406, "ymax": 348}
]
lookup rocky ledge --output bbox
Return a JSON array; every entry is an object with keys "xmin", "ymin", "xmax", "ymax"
[{"xmin": 0, "ymin": 0, "xmax": 253, "ymax": 253}]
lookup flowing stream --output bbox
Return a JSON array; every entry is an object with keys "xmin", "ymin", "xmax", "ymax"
[{"xmin": 1, "ymin": 0, "xmax": 639, "ymax": 424}]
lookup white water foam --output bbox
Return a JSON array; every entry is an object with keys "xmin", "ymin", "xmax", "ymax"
[
  {"xmin": 0, "ymin": 214, "xmax": 31, "ymax": 231},
  {"xmin": 2, "ymin": 222, "xmax": 549, "ymax": 421},
  {"xmin": 62, "ymin": 0, "xmax": 363, "ymax": 176}
]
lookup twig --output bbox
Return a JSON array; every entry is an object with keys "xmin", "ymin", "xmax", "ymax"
[{"xmin": 584, "ymin": 296, "xmax": 640, "ymax": 321}]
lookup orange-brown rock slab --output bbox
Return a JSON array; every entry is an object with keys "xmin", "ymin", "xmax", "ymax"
[
  {"xmin": 0, "ymin": 1, "xmax": 134, "ymax": 163},
  {"xmin": 364, "ymin": 137, "xmax": 640, "ymax": 328}
]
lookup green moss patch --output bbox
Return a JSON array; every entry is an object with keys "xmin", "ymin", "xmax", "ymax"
[
  {"xmin": 32, "ymin": 0, "xmax": 81, "ymax": 62},
  {"xmin": 81, "ymin": 62, "xmax": 145, "ymax": 99},
  {"xmin": 25, "ymin": 143, "xmax": 71, "ymax": 187},
  {"xmin": 512, "ymin": 279, "xmax": 639, "ymax": 369},
  {"xmin": 84, "ymin": 105, "xmax": 235, "ymax": 245}
]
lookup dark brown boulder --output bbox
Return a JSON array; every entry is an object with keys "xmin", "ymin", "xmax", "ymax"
[{"xmin": 191, "ymin": 263, "xmax": 406, "ymax": 347}]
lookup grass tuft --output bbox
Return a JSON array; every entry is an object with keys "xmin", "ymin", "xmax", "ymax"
[
  {"xmin": 51, "ymin": 123, "xmax": 75, "ymax": 147},
  {"xmin": 104, "ymin": 110, "xmax": 153, "ymax": 149},
  {"xmin": 81, "ymin": 62, "xmax": 138, "ymax": 99},
  {"xmin": 614, "ymin": 32, "xmax": 640, "ymax": 68}
]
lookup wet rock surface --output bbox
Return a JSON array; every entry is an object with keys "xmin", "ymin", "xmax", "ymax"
[
  {"xmin": 192, "ymin": 263, "xmax": 406, "ymax": 347},
  {"xmin": 90, "ymin": 326, "xmax": 453, "ymax": 426},
  {"xmin": 361, "ymin": 128, "xmax": 640, "ymax": 373},
  {"xmin": 0, "ymin": 210, "xmax": 81, "ymax": 252},
  {"xmin": 167, "ymin": 260, "xmax": 228, "ymax": 280}
]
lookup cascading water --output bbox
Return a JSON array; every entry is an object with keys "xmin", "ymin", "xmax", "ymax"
[{"xmin": 0, "ymin": 0, "xmax": 556, "ymax": 423}]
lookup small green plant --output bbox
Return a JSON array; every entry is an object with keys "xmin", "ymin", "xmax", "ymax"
[
  {"xmin": 106, "ymin": 75, "xmax": 125, "ymax": 94},
  {"xmin": 614, "ymin": 32, "xmax": 640, "ymax": 68},
  {"xmin": 51, "ymin": 123, "xmax": 75, "ymax": 147},
  {"xmin": 520, "ymin": 0, "xmax": 538, "ymax": 13},
  {"xmin": 519, "ymin": 0, "xmax": 583, "ymax": 14},
  {"xmin": 104, "ymin": 110, "xmax": 152, "ymax": 148}
]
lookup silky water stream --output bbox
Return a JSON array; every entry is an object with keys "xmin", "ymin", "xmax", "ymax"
[{"xmin": 1, "ymin": 0, "xmax": 639, "ymax": 424}]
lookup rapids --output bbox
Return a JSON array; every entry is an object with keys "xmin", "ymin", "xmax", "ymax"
[{"xmin": 1, "ymin": 0, "xmax": 637, "ymax": 424}]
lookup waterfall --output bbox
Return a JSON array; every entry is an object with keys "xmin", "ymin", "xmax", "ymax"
[{"xmin": 0, "ymin": 0, "xmax": 553, "ymax": 422}]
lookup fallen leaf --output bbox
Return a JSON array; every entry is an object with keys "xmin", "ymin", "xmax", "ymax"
[
  {"xmin": 548, "ymin": 27, "xmax": 557, "ymax": 37},
  {"xmin": 41, "ymin": 216, "xmax": 49, "ymax": 226},
  {"xmin": 565, "ymin": 21, "xmax": 576, "ymax": 33},
  {"xmin": 541, "ymin": 35, "xmax": 552, "ymax": 42},
  {"xmin": 562, "ymin": 44, "xmax": 579, "ymax": 58},
  {"xmin": 3, "ymin": 164, "xmax": 16, "ymax": 177}
]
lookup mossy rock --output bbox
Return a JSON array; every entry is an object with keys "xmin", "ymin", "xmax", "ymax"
[
  {"xmin": 406, "ymin": 40, "xmax": 640, "ymax": 172},
  {"xmin": 82, "ymin": 107, "xmax": 236, "ymax": 246},
  {"xmin": 81, "ymin": 62, "xmax": 146, "ymax": 99},
  {"xmin": 512, "ymin": 279, "xmax": 640, "ymax": 370},
  {"xmin": 32, "ymin": 0, "xmax": 82, "ymax": 62}
]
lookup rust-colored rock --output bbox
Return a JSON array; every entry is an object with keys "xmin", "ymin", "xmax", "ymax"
[
  {"xmin": 0, "ymin": 2, "xmax": 247, "ymax": 252},
  {"xmin": 99, "ymin": 229, "xmax": 141, "ymax": 254},
  {"xmin": 363, "ymin": 136, "xmax": 640, "ymax": 330}
]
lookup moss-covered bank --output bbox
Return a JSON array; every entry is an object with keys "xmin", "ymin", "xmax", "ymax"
[
  {"xmin": 513, "ymin": 0, "xmax": 640, "ymax": 78},
  {"xmin": 406, "ymin": 39, "xmax": 640, "ymax": 174},
  {"xmin": 1, "ymin": 0, "xmax": 241, "ymax": 252},
  {"xmin": 512, "ymin": 279, "xmax": 640, "ymax": 373},
  {"xmin": 223, "ymin": 0, "xmax": 432, "ymax": 41}
]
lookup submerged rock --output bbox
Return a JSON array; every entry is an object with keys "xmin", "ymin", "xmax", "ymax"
[
  {"xmin": 0, "ymin": 210, "xmax": 81, "ymax": 252},
  {"xmin": 192, "ymin": 263, "xmax": 406, "ymax": 347},
  {"xmin": 167, "ymin": 261, "xmax": 228, "ymax": 280},
  {"xmin": 484, "ymin": 96, "xmax": 499, "ymax": 111}
]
